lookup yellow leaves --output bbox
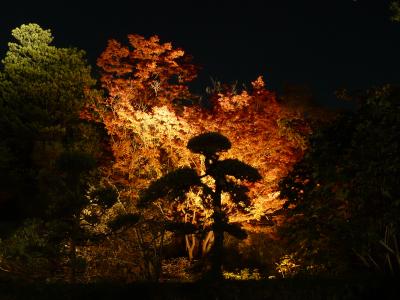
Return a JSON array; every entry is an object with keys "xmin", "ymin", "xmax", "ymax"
[
  {"xmin": 223, "ymin": 268, "xmax": 262, "ymax": 280},
  {"xmin": 251, "ymin": 75, "xmax": 266, "ymax": 90},
  {"xmin": 131, "ymin": 106, "xmax": 193, "ymax": 146},
  {"xmin": 275, "ymin": 254, "xmax": 301, "ymax": 278},
  {"xmin": 217, "ymin": 90, "xmax": 251, "ymax": 112},
  {"xmin": 168, "ymin": 49, "xmax": 185, "ymax": 60}
]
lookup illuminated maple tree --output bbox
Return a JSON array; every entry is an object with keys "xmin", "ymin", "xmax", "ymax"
[
  {"xmin": 90, "ymin": 34, "xmax": 198, "ymax": 202},
  {"xmin": 182, "ymin": 76, "xmax": 310, "ymax": 226},
  {"xmin": 84, "ymin": 33, "xmax": 310, "ymax": 269}
]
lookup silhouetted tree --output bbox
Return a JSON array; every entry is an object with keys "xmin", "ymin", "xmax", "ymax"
[
  {"xmin": 279, "ymin": 85, "xmax": 400, "ymax": 275},
  {"xmin": 139, "ymin": 132, "xmax": 261, "ymax": 280}
]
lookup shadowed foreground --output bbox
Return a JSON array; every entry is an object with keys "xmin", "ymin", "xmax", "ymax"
[{"xmin": 0, "ymin": 276, "xmax": 399, "ymax": 300}]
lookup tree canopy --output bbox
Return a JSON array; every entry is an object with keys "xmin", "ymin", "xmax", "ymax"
[
  {"xmin": 279, "ymin": 85, "xmax": 400, "ymax": 274},
  {"xmin": 0, "ymin": 23, "xmax": 98, "ymax": 222}
]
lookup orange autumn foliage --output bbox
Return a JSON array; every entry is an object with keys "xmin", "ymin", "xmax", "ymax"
[
  {"xmin": 97, "ymin": 34, "xmax": 197, "ymax": 110},
  {"xmin": 88, "ymin": 33, "xmax": 310, "ymax": 232},
  {"xmin": 183, "ymin": 76, "xmax": 309, "ymax": 226}
]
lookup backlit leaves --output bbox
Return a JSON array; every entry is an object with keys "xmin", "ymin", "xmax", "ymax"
[
  {"xmin": 97, "ymin": 34, "xmax": 197, "ymax": 109},
  {"xmin": 87, "ymin": 32, "xmax": 311, "ymax": 233}
]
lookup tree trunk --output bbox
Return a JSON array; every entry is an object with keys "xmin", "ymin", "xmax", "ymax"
[
  {"xmin": 184, "ymin": 211, "xmax": 197, "ymax": 261},
  {"xmin": 185, "ymin": 234, "xmax": 196, "ymax": 261},
  {"xmin": 201, "ymin": 231, "xmax": 214, "ymax": 257},
  {"xmin": 209, "ymin": 178, "xmax": 224, "ymax": 280}
]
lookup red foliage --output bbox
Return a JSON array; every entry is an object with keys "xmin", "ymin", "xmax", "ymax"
[
  {"xmin": 84, "ymin": 34, "xmax": 311, "ymax": 234},
  {"xmin": 97, "ymin": 35, "xmax": 197, "ymax": 109}
]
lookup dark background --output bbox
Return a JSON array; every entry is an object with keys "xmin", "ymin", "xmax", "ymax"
[{"xmin": 1, "ymin": 0, "xmax": 399, "ymax": 106}]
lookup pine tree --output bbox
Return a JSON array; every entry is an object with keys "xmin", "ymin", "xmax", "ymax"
[
  {"xmin": 0, "ymin": 23, "xmax": 97, "ymax": 221},
  {"xmin": 139, "ymin": 132, "xmax": 261, "ymax": 280}
]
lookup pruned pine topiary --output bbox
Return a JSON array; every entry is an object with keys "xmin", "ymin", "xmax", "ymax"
[{"xmin": 187, "ymin": 132, "xmax": 231, "ymax": 157}]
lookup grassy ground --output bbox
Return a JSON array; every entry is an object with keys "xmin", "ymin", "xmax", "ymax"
[{"xmin": 0, "ymin": 276, "xmax": 399, "ymax": 300}]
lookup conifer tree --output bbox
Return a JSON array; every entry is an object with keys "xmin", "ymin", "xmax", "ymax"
[{"xmin": 139, "ymin": 132, "xmax": 261, "ymax": 279}]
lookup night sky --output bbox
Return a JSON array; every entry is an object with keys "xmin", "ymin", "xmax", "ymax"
[{"xmin": 1, "ymin": 0, "xmax": 399, "ymax": 107}]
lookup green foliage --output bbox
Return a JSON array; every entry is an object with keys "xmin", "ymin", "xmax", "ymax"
[
  {"xmin": 1, "ymin": 23, "xmax": 94, "ymax": 124},
  {"xmin": 279, "ymin": 85, "xmax": 400, "ymax": 275},
  {"xmin": 0, "ymin": 23, "xmax": 99, "ymax": 223},
  {"xmin": 10, "ymin": 23, "xmax": 53, "ymax": 47},
  {"xmin": 0, "ymin": 23, "xmax": 110, "ymax": 282}
]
